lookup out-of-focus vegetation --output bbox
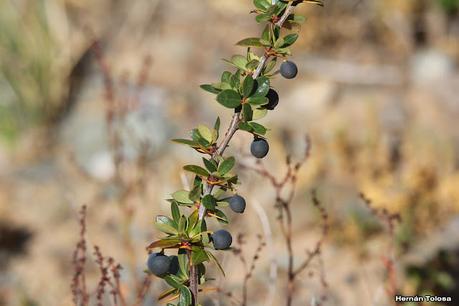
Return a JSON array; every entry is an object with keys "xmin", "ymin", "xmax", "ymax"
[{"xmin": 0, "ymin": 0, "xmax": 67, "ymax": 145}]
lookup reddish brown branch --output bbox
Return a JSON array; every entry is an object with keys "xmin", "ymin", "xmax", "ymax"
[
  {"xmin": 232, "ymin": 234, "xmax": 266, "ymax": 306},
  {"xmin": 359, "ymin": 192, "xmax": 401, "ymax": 304},
  {"xmin": 71, "ymin": 205, "xmax": 89, "ymax": 306},
  {"xmin": 241, "ymin": 136, "xmax": 328, "ymax": 306}
]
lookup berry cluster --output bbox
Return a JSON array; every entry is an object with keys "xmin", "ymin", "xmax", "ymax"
[{"xmin": 145, "ymin": 1, "xmax": 316, "ymax": 305}]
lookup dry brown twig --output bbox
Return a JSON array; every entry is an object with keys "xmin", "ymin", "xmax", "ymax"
[
  {"xmin": 232, "ymin": 234, "xmax": 267, "ymax": 306},
  {"xmin": 359, "ymin": 192, "xmax": 401, "ymax": 304},
  {"xmin": 71, "ymin": 205, "xmax": 152, "ymax": 306},
  {"xmin": 71, "ymin": 205, "xmax": 89, "ymax": 306},
  {"xmin": 67, "ymin": 35, "xmax": 156, "ymax": 296},
  {"xmin": 240, "ymin": 136, "xmax": 329, "ymax": 306}
]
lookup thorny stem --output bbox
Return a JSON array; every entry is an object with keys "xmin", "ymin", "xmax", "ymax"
[{"xmin": 191, "ymin": 3, "xmax": 296, "ymax": 304}]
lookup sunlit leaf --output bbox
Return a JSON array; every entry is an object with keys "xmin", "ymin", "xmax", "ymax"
[
  {"xmin": 172, "ymin": 190, "xmax": 194, "ymax": 204},
  {"xmin": 218, "ymin": 157, "xmax": 235, "ymax": 176},
  {"xmin": 146, "ymin": 238, "xmax": 181, "ymax": 250},
  {"xmin": 191, "ymin": 246, "xmax": 209, "ymax": 265},
  {"xmin": 216, "ymin": 90, "xmax": 242, "ymax": 109},
  {"xmin": 183, "ymin": 165, "xmax": 209, "ymax": 177},
  {"xmin": 236, "ymin": 37, "xmax": 263, "ymax": 47}
]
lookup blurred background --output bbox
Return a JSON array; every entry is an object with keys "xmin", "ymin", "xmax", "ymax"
[{"xmin": 0, "ymin": 0, "xmax": 459, "ymax": 305}]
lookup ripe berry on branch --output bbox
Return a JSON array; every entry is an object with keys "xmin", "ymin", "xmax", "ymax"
[
  {"xmin": 265, "ymin": 88, "xmax": 279, "ymax": 110},
  {"xmin": 147, "ymin": 253, "xmax": 171, "ymax": 277},
  {"xmin": 251, "ymin": 138, "xmax": 269, "ymax": 159},
  {"xmin": 168, "ymin": 255, "xmax": 180, "ymax": 275},
  {"xmin": 280, "ymin": 60, "xmax": 298, "ymax": 79},
  {"xmin": 212, "ymin": 229, "xmax": 233, "ymax": 250},
  {"xmin": 229, "ymin": 194, "xmax": 246, "ymax": 213}
]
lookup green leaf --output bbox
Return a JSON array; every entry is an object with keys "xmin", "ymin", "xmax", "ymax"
[
  {"xmin": 221, "ymin": 71, "xmax": 232, "ymax": 83},
  {"xmin": 183, "ymin": 165, "xmax": 209, "ymax": 177},
  {"xmin": 256, "ymin": 13, "xmax": 271, "ymax": 23},
  {"xmin": 282, "ymin": 33, "xmax": 298, "ymax": 47},
  {"xmin": 164, "ymin": 275, "xmax": 183, "ymax": 289},
  {"xmin": 191, "ymin": 129, "xmax": 210, "ymax": 147},
  {"xmin": 178, "ymin": 215, "xmax": 187, "ymax": 234},
  {"xmin": 202, "ymin": 158, "xmax": 217, "ymax": 173},
  {"xmin": 226, "ymin": 175, "xmax": 239, "ymax": 185},
  {"xmin": 242, "ymin": 104, "xmax": 253, "ymax": 122},
  {"xmin": 201, "ymin": 194, "xmax": 216, "ymax": 210},
  {"xmin": 172, "ymin": 139, "xmax": 198, "ymax": 147},
  {"xmin": 247, "ymin": 96, "xmax": 268, "ymax": 105},
  {"xmin": 171, "ymin": 202, "xmax": 180, "ymax": 223},
  {"xmin": 236, "ymin": 37, "xmax": 263, "ymax": 47},
  {"xmin": 249, "ymin": 122, "xmax": 267, "ymax": 135},
  {"xmin": 274, "ymin": 47, "xmax": 291, "ymax": 56},
  {"xmin": 230, "ymin": 71, "xmax": 241, "ymax": 89},
  {"xmin": 216, "ymin": 90, "xmax": 242, "ymax": 108},
  {"xmin": 274, "ymin": 37, "xmax": 284, "ymax": 48},
  {"xmin": 291, "ymin": 14, "xmax": 306, "ymax": 23},
  {"xmin": 242, "ymin": 75, "xmax": 254, "ymax": 97},
  {"xmin": 188, "ymin": 219, "xmax": 203, "ymax": 238},
  {"xmin": 172, "ymin": 190, "xmax": 194, "ymax": 204},
  {"xmin": 254, "ymin": 0, "xmax": 271, "ymax": 11},
  {"xmin": 187, "ymin": 210, "xmax": 199, "ymax": 233},
  {"xmin": 200, "ymin": 84, "xmax": 221, "ymax": 94},
  {"xmin": 253, "ymin": 77, "xmax": 270, "ymax": 97},
  {"xmin": 272, "ymin": 25, "xmax": 281, "ymax": 42},
  {"xmin": 189, "ymin": 184, "xmax": 202, "ymax": 202},
  {"xmin": 179, "ymin": 286, "xmax": 192, "ymax": 306},
  {"xmin": 261, "ymin": 24, "xmax": 270, "ymax": 42},
  {"xmin": 155, "ymin": 215, "xmax": 178, "ymax": 234},
  {"xmin": 146, "ymin": 237, "xmax": 181, "ymax": 250},
  {"xmin": 215, "ymin": 209, "xmax": 229, "ymax": 224},
  {"xmin": 178, "ymin": 253, "xmax": 189, "ymax": 278},
  {"xmin": 246, "ymin": 59, "xmax": 260, "ymax": 70},
  {"xmin": 259, "ymin": 39, "xmax": 272, "ymax": 47},
  {"xmin": 206, "ymin": 251, "xmax": 226, "ymax": 276},
  {"xmin": 212, "ymin": 82, "xmax": 232, "ymax": 90},
  {"xmin": 197, "ymin": 124, "xmax": 213, "ymax": 143},
  {"xmin": 263, "ymin": 58, "xmax": 277, "ymax": 74},
  {"xmin": 247, "ymin": 51, "xmax": 260, "ymax": 62},
  {"xmin": 224, "ymin": 55, "xmax": 247, "ymax": 70},
  {"xmin": 214, "ymin": 117, "xmax": 221, "ymax": 139},
  {"xmin": 274, "ymin": 1, "xmax": 287, "ymax": 14},
  {"xmin": 253, "ymin": 108, "xmax": 268, "ymax": 120},
  {"xmin": 198, "ymin": 263, "xmax": 206, "ymax": 285},
  {"xmin": 191, "ymin": 246, "xmax": 209, "ymax": 266},
  {"xmin": 218, "ymin": 157, "xmax": 235, "ymax": 176},
  {"xmin": 217, "ymin": 200, "xmax": 229, "ymax": 207},
  {"xmin": 238, "ymin": 122, "xmax": 253, "ymax": 132},
  {"xmin": 231, "ymin": 55, "xmax": 248, "ymax": 70},
  {"xmin": 159, "ymin": 287, "xmax": 179, "ymax": 301}
]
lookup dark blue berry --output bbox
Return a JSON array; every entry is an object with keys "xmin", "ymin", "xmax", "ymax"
[
  {"xmin": 251, "ymin": 138, "xmax": 269, "ymax": 159},
  {"xmin": 168, "ymin": 255, "xmax": 179, "ymax": 275},
  {"xmin": 229, "ymin": 195, "xmax": 246, "ymax": 213},
  {"xmin": 147, "ymin": 253, "xmax": 171, "ymax": 277},
  {"xmin": 280, "ymin": 61, "xmax": 298, "ymax": 79},
  {"xmin": 211, "ymin": 229, "xmax": 232, "ymax": 250},
  {"xmin": 265, "ymin": 89, "xmax": 279, "ymax": 110}
]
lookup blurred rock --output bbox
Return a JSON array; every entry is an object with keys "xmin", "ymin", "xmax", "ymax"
[
  {"xmin": 410, "ymin": 48, "xmax": 455, "ymax": 84},
  {"xmin": 60, "ymin": 74, "xmax": 171, "ymax": 181},
  {"xmin": 119, "ymin": 86, "xmax": 171, "ymax": 161}
]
